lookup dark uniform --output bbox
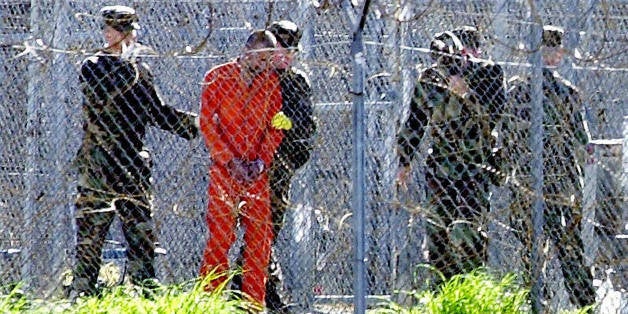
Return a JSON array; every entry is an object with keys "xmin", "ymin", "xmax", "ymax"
[
  {"xmin": 397, "ymin": 31, "xmax": 505, "ymax": 280},
  {"xmin": 270, "ymin": 68, "xmax": 315, "ymax": 241},
  {"xmin": 71, "ymin": 6, "xmax": 197, "ymax": 296},
  {"xmin": 505, "ymin": 25, "xmax": 595, "ymax": 308},
  {"xmin": 266, "ymin": 64, "xmax": 314, "ymax": 311}
]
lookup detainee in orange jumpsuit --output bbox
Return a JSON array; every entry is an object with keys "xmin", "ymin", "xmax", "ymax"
[{"xmin": 199, "ymin": 30, "xmax": 285, "ymax": 306}]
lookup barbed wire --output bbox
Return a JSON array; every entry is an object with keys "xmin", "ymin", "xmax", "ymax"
[{"xmin": 6, "ymin": 39, "xmax": 628, "ymax": 75}]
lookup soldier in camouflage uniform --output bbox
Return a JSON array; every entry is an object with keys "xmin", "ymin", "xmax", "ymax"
[
  {"xmin": 506, "ymin": 25, "xmax": 595, "ymax": 308},
  {"xmin": 397, "ymin": 31, "xmax": 505, "ymax": 281},
  {"xmin": 71, "ymin": 5, "xmax": 198, "ymax": 296}
]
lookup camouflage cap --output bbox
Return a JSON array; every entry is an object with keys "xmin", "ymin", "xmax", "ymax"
[
  {"xmin": 430, "ymin": 31, "xmax": 466, "ymax": 74},
  {"xmin": 430, "ymin": 31, "xmax": 465, "ymax": 59},
  {"xmin": 452, "ymin": 25, "xmax": 480, "ymax": 50},
  {"xmin": 268, "ymin": 20, "xmax": 302, "ymax": 50},
  {"xmin": 542, "ymin": 25, "xmax": 564, "ymax": 47},
  {"xmin": 100, "ymin": 5, "xmax": 140, "ymax": 33}
]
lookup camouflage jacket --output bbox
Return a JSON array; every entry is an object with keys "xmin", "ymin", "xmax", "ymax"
[
  {"xmin": 506, "ymin": 68, "xmax": 589, "ymax": 185},
  {"xmin": 398, "ymin": 59, "xmax": 505, "ymax": 180},
  {"xmin": 76, "ymin": 44, "xmax": 198, "ymax": 194}
]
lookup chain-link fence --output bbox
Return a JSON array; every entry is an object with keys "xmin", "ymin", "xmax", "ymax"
[{"xmin": 1, "ymin": 0, "xmax": 626, "ymax": 313}]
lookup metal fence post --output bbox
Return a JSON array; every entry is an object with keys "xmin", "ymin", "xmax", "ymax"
[
  {"xmin": 526, "ymin": 1, "xmax": 546, "ymax": 312},
  {"xmin": 350, "ymin": 0, "xmax": 371, "ymax": 312},
  {"xmin": 623, "ymin": 116, "xmax": 627, "ymax": 233},
  {"xmin": 21, "ymin": 1, "xmax": 56, "ymax": 295},
  {"xmin": 49, "ymin": 0, "xmax": 75, "ymax": 295},
  {"xmin": 22, "ymin": 0, "xmax": 43, "ymax": 293}
]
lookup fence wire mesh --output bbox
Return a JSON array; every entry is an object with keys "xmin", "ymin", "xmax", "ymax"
[{"xmin": 0, "ymin": 0, "xmax": 626, "ymax": 313}]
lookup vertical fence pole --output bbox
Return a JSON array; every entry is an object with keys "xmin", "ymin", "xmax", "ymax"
[
  {"xmin": 350, "ymin": 0, "xmax": 370, "ymax": 313},
  {"xmin": 390, "ymin": 14, "xmax": 407, "ymax": 300},
  {"xmin": 623, "ymin": 116, "xmax": 627, "ymax": 235},
  {"xmin": 50, "ymin": 0, "xmax": 74, "ymax": 293},
  {"xmin": 22, "ymin": 0, "xmax": 43, "ymax": 293},
  {"xmin": 526, "ymin": 1, "xmax": 545, "ymax": 313}
]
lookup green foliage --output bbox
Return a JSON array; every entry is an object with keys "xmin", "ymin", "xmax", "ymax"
[
  {"xmin": 1, "ymin": 268, "xmax": 595, "ymax": 314},
  {"xmin": 0, "ymin": 284, "xmax": 28, "ymax": 313},
  {"xmin": 376, "ymin": 268, "xmax": 530, "ymax": 314},
  {"xmin": 0, "ymin": 272, "xmax": 252, "ymax": 314},
  {"xmin": 558, "ymin": 305, "xmax": 596, "ymax": 314}
]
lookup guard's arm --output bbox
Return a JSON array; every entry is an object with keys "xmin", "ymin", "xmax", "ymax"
[
  {"xmin": 140, "ymin": 63, "xmax": 198, "ymax": 140},
  {"xmin": 397, "ymin": 77, "xmax": 435, "ymax": 167}
]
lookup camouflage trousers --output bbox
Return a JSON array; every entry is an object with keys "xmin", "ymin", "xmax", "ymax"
[
  {"xmin": 424, "ymin": 171, "xmax": 490, "ymax": 282},
  {"xmin": 510, "ymin": 188, "xmax": 596, "ymax": 308},
  {"xmin": 71, "ymin": 186, "xmax": 156, "ymax": 295}
]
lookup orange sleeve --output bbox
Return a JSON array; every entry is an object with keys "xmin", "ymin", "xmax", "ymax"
[
  {"xmin": 199, "ymin": 68, "xmax": 234, "ymax": 166},
  {"xmin": 258, "ymin": 73, "xmax": 284, "ymax": 166}
]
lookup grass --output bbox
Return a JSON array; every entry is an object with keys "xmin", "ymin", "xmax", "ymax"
[
  {"xmin": 374, "ymin": 268, "xmax": 530, "ymax": 314},
  {"xmin": 0, "ymin": 271, "xmax": 254, "ymax": 314},
  {"xmin": 0, "ymin": 268, "xmax": 597, "ymax": 313}
]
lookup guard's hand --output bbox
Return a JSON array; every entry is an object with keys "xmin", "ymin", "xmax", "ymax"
[
  {"xmin": 271, "ymin": 111, "xmax": 293, "ymax": 130},
  {"xmin": 448, "ymin": 74, "xmax": 470, "ymax": 97},
  {"xmin": 396, "ymin": 166, "xmax": 411, "ymax": 191},
  {"xmin": 194, "ymin": 115, "xmax": 200, "ymax": 129}
]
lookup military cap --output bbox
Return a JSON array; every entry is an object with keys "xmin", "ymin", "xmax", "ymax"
[
  {"xmin": 430, "ymin": 31, "xmax": 466, "ymax": 74},
  {"xmin": 430, "ymin": 31, "xmax": 465, "ymax": 60},
  {"xmin": 542, "ymin": 25, "xmax": 564, "ymax": 47},
  {"xmin": 100, "ymin": 5, "xmax": 140, "ymax": 33},
  {"xmin": 268, "ymin": 20, "xmax": 302, "ymax": 50},
  {"xmin": 452, "ymin": 25, "xmax": 480, "ymax": 50}
]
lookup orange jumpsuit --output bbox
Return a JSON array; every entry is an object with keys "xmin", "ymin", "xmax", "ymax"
[{"xmin": 199, "ymin": 61, "xmax": 283, "ymax": 305}]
